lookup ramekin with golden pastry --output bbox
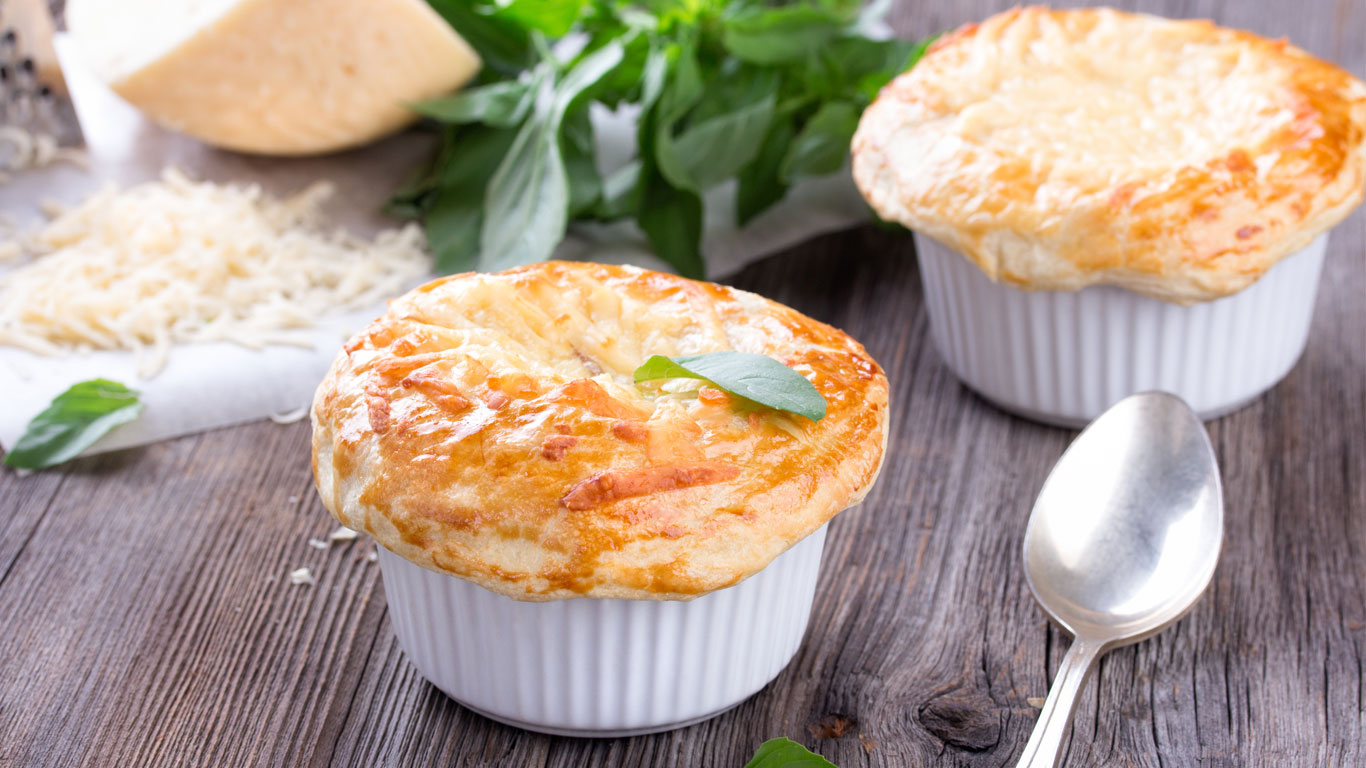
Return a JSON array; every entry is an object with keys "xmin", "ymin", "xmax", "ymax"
[
  {"xmin": 853, "ymin": 7, "xmax": 1366, "ymax": 426},
  {"xmin": 310, "ymin": 261, "xmax": 889, "ymax": 735}
]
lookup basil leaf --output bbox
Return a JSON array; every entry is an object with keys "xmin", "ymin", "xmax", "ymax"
[
  {"xmin": 636, "ymin": 169, "xmax": 705, "ymax": 279},
  {"xmin": 386, "ymin": 171, "xmax": 436, "ymax": 220},
  {"xmin": 479, "ymin": 108, "xmax": 567, "ymax": 270},
  {"xmin": 781, "ymin": 100, "xmax": 859, "ymax": 180},
  {"xmin": 4, "ymin": 379, "xmax": 142, "ymax": 470},
  {"xmin": 634, "ymin": 351, "xmax": 826, "ymax": 421},
  {"xmin": 656, "ymin": 68, "xmax": 777, "ymax": 192},
  {"xmin": 721, "ymin": 5, "xmax": 851, "ymax": 65},
  {"xmin": 633, "ymin": 42, "xmax": 705, "ymax": 278},
  {"xmin": 426, "ymin": 0, "xmax": 535, "ymax": 76},
  {"xmin": 552, "ymin": 38, "xmax": 628, "ymax": 114},
  {"xmin": 592, "ymin": 159, "xmax": 640, "ymax": 221},
  {"xmin": 657, "ymin": 97, "xmax": 775, "ymax": 191},
  {"xmin": 387, "ymin": 124, "xmax": 468, "ymax": 220},
  {"xmin": 424, "ymin": 186, "xmax": 482, "ymax": 273},
  {"xmin": 561, "ymin": 107, "xmax": 602, "ymax": 217},
  {"xmin": 411, "ymin": 79, "xmax": 537, "ymax": 127},
  {"xmin": 479, "ymin": 40, "xmax": 624, "ymax": 270},
  {"xmin": 423, "ymin": 125, "xmax": 518, "ymax": 273},
  {"xmin": 592, "ymin": 32, "xmax": 652, "ymax": 109},
  {"xmin": 656, "ymin": 40, "xmax": 704, "ymax": 124},
  {"xmin": 637, "ymin": 43, "xmax": 671, "ymax": 115},
  {"xmin": 743, "ymin": 737, "xmax": 839, "ymax": 768},
  {"xmin": 736, "ymin": 117, "xmax": 794, "ymax": 225},
  {"xmin": 820, "ymin": 36, "xmax": 920, "ymax": 101},
  {"xmin": 493, "ymin": 0, "xmax": 586, "ymax": 37}
]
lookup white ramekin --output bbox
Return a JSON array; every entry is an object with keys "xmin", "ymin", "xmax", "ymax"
[
  {"xmin": 377, "ymin": 523, "xmax": 829, "ymax": 737},
  {"xmin": 913, "ymin": 234, "xmax": 1329, "ymax": 427}
]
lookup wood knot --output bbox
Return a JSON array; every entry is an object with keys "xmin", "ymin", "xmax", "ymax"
[
  {"xmin": 917, "ymin": 691, "xmax": 1001, "ymax": 752},
  {"xmin": 806, "ymin": 713, "xmax": 857, "ymax": 740}
]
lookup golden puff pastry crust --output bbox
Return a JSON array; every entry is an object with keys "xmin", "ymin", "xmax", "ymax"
[
  {"xmin": 311, "ymin": 262, "xmax": 889, "ymax": 601},
  {"xmin": 853, "ymin": 7, "xmax": 1366, "ymax": 303}
]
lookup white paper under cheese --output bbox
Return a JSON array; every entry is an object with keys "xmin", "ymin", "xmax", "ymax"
[{"xmin": 66, "ymin": 0, "xmax": 481, "ymax": 155}]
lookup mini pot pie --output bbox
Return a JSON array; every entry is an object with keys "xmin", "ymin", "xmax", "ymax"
[
  {"xmin": 853, "ymin": 7, "xmax": 1366, "ymax": 425},
  {"xmin": 311, "ymin": 260, "xmax": 889, "ymax": 734}
]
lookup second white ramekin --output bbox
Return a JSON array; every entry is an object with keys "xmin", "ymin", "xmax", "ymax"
[
  {"xmin": 913, "ymin": 234, "xmax": 1329, "ymax": 427},
  {"xmin": 378, "ymin": 523, "xmax": 829, "ymax": 737}
]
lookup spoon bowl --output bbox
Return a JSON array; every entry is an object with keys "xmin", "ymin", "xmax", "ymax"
[{"xmin": 1015, "ymin": 391, "xmax": 1223, "ymax": 768}]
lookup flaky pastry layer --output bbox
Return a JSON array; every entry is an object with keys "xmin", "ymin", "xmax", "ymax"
[
  {"xmin": 311, "ymin": 262, "xmax": 889, "ymax": 600},
  {"xmin": 852, "ymin": 7, "xmax": 1366, "ymax": 303}
]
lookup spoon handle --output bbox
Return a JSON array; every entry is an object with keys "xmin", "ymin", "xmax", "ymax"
[{"xmin": 1014, "ymin": 637, "xmax": 1103, "ymax": 768}]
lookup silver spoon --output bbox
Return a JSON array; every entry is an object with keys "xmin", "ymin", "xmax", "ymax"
[{"xmin": 1015, "ymin": 391, "xmax": 1223, "ymax": 768}]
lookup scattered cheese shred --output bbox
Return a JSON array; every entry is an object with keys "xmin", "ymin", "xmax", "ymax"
[
  {"xmin": 268, "ymin": 405, "xmax": 310, "ymax": 424},
  {"xmin": 0, "ymin": 168, "xmax": 429, "ymax": 375},
  {"xmin": 328, "ymin": 526, "xmax": 359, "ymax": 543},
  {"xmin": 289, "ymin": 567, "xmax": 315, "ymax": 586}
]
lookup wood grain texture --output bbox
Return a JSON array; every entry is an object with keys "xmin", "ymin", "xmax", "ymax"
[{"xmin": 1, "ymin": 2, "xmax": 1364, "ymax": 766}]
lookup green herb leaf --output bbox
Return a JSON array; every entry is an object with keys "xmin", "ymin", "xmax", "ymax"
[
  {"xmin": 426, "ymin": 0, "xmax": 536, "ymax": 76},
  {"xmin": 781, "ymin": 100, "xmax": 859, "ymax": 180},
  {"xmin": 423, "ymin": 125, "xmax": 518, "ymax": 273},
  {"xmin": 592, "ymin": 159, "xmax": 641, "ymax": 221},
  {"xmin": 721, "ymin": 5, "xmax": 853, "ymax": 65},
  {"xmin": 655, "ymin": 40, "xmax": 705, "ymax": 124},
  {"xmin": 411, "ymin": 79, "xmax": 537, "ymax": 127},
  {"xmin": 479, "ymin": 40, "xmax": 624, "ymax": 270},
  {"xmin": 633, "ymin": 41, "xmax": 705, "ymax": 277},
  {"xmin": 3, "ymin": 379, "xmax": 142, "ymax": 470},
  {"xmin": 656, "ymin": 67, "xmax": 777, "ymax": 192},
  {"xmin": 736, "ymin": 117, "xmax": 794, "ymax": 225},
  {"xmin": 479, "ymin": 107, "xmax": 568, "ymax": 270},
  {"xmin": 742, "ymin": 737, "xmax": 839, "ymax": 768},
  {"xmin": 493, "ymin": 0, "xmax": 586, "ymax": 37},
  {"xmin": 424, "ymin": 186, "xmax": 483, "ymax": 273},
  {"xmin": 636, "ymin": 169, "xmax": 705, "ymax": 279},
  {"xmin": 591, "ymin": 31, "xmax": 652, "ymax": 109},
  {"xmin": 637, "ymin": 42, "xmax": 672, "ymax": 115},
  {"xmin": 820, "ymin": 36, "xmax": 923, "ymax": 101},
  {"xmin": 561, "ymin": 107, "xmax": 602, "ymax": 217},
  {"xmin": 634, "ymin": 351, "xmax": 826, "ymax": 421}
]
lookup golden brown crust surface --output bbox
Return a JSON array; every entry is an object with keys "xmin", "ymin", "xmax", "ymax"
[
  {"xmin": 311, "ymin": 262, "xmax": 889, "ymax": 601},
  {"xmin": 852, "ymin": 7, "xmax": 1366, "ymax": 303}
]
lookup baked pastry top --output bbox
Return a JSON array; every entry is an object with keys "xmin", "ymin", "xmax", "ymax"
[
  {"xmin": 311, "ymin": 262, "xmax": 889, "ymax": 601},
  {"xmin": 853, "ymin": 7, "xmax": 1366, "ymax": 303}
]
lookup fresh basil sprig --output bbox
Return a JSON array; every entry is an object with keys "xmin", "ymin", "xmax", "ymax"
[
  {"xmin": 743, "ymin": 737, "xmax": 839, "ymax": 768},
  {"xmin": 634, "ymin": 351, "xmax": 826, "ymax": 421},
  {"xmin": 394, "ymin": 0, "xmax": 932, "ymax": 277},
  {"xmin": 3, "ymin": 379, "xmax": 142, "ymax": 470}
]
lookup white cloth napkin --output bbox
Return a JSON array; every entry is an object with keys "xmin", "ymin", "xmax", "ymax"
[{"xmin": 0, "ymin": 36, "xmax": 871, "ymax": 456}]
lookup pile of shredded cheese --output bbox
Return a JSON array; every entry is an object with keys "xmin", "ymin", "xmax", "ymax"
[{"xmin": 0, "ymin": 168, "xmax": 430, "ymax": 376}]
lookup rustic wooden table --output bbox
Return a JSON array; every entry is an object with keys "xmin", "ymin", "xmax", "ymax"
[{"xmin": 3, "ymin": 2, "xmax": 1364, "ymax": 766}]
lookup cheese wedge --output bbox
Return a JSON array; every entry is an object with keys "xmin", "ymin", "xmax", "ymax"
[{"xmin": 66, "ymin": 0, "xmax": 481, "ymax": 155}]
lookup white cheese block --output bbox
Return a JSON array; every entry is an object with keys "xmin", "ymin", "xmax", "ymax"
[{"xmin": 66, "ymin": 0, "xmax": 481, "ymax": 156}]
